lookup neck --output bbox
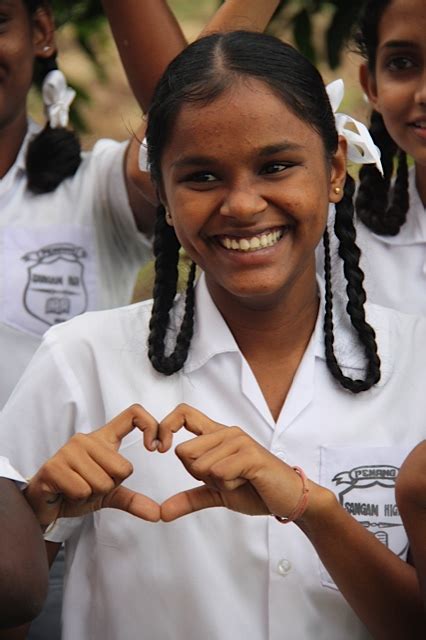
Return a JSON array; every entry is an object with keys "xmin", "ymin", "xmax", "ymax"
[
  {"xmin": 0, "ymin": 111, "xmax": 28, "ymax": 179},
  {"xmin": 207, "ymin": 269, "xmax": 320, "ymax": 365},
  {"xmin": 415, "ymin": 163, "xmax": 426, "ymax": 207}
]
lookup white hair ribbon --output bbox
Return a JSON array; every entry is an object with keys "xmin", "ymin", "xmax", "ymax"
[
  {"xmin": 138, "ymin": 137, "xmax": 149, "ymax": 172},
  {"xmin": 326, "ymin": 79, "xmax": 383, "ymax": 175},
  {"xmin": 42, "ymin": 69, "xmax": 76, "ymax": 129}
]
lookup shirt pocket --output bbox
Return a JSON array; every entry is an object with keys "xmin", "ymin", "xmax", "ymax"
[{"xmin": 319, "ymin": 444, "xmax": 413, "ymax": 590}]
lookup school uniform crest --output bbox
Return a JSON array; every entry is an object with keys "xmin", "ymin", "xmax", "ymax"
[
  {"xmin": 22, "ymin": 243, "xmax": 88, "ymax": 327},
  {"xmin": 332, "ymin": 464, "xmax": 407, "ymax": 557}
]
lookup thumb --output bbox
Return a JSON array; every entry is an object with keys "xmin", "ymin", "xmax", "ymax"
[
  {"xmin": 103, "ymin": 485, "xmax": 161, "ymax": 522},
  {"xmin": 161, "ymin": 486, "xmax": 223, "ymax": 522}
]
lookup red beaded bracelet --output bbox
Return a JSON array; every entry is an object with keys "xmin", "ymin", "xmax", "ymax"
[{"xmin": 274, "ymin": 466, "xmax": 310, "ymax": 524}]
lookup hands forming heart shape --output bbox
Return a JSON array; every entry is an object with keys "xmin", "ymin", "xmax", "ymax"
[{"xmin": 25, "ymin": 404, "xmax": 314, "ymax": 528}]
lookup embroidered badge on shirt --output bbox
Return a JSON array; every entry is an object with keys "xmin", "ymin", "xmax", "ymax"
[
  {"xmin": 1, "ymin": 226, "xmax": 97, "ymax": 336},
  {"xmin": 319, "ymin": 445, "xmax": 412, "ymax": 589},
  {"xmin": 22, "ymin": 243, "xmax": 88, "ymax": 327}
]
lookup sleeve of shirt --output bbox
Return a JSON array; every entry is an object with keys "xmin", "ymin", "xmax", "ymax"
[
  {"xmin": 0, "ymin": 330, "xmax": 89, "ymax": 542},
  {"xmin": 86, "ymin": 138, "xmax": 152, "ymax": 261},
  {"xmin": 0, "ymin": 456, "xmax": 27, "ymax": 488}
]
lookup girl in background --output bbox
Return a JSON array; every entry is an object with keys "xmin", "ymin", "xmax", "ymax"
[{"xmin": 352, "ymin": 0, "xmax": 426, "ymax": 313}]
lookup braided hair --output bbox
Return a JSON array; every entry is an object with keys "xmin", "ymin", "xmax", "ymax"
[
  {"xmin": 146, "ymin": 31, "xmax": 381, "ymax": 391},
  {"xmin": 355, "ymin": 0, "xmax": 409, "ymax": 235},
  {"xmin": 23, "ymin": 1, "xmax": 81, "ymax": 194}
]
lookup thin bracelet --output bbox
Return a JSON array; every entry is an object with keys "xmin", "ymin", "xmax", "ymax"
[{"xmin": 274, "ymin": 466, "xmax": 310, "ymax": 524}]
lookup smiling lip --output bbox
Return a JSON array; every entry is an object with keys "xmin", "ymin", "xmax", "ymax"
[{"xmin": 213, "ymin": 226, "xmax": 289, "ymax": 253}]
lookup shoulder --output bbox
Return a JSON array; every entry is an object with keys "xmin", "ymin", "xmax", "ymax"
[
  {"xmin": 44, "ymin": 300, "xmax": 153, "ymax": 360},
  {"xmin": 366, "ymin": 301, "xmax": 426, "ymax": 374}
]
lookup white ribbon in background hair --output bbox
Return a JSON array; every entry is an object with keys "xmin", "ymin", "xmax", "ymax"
[
  {"xmin": 42, "ymin": 69, "xmax": 76, "ymax": 129},
  {"xmin": 326, "ymin": 79, "xmax": 383, "ymax": 175},
  {"xmin": 138, "ymin": 137, "xmax": 149, "ymax": 172}
]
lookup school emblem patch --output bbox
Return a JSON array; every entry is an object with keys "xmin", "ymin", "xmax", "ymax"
[
  {"xmin": 332, "ymin": 464, "xmax": 407, "ymax": 557},
  {"xmin": 22, "ymin": 243, "xmax": 88, "ymax": 327}
]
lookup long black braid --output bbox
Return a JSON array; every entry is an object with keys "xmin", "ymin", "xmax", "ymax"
[
  {"xmin": 355, "ymin": 112, "xmax": 409, "ymax": 235},
  {"xmin": 148, "ymin": 206, "xmax": 196, "ymax": 375},
  {"xmin": 324, "ymin": 174, "xmax": 381, "ymax": 392}
]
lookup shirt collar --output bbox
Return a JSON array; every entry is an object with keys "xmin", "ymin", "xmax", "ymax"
[
  {"xmin": 368, "ymin": 166, "xmax": 426, "ymax": 246},
  {"xmin": 184, "ymin": 274, "xmax": 239, "ymax": 374},
  {"xmin": 314, "ymin": 277, "xmax": 392, "ymax": 386},
  {"xmin": 185, "ymin": 274, "xmax": 392, "ymax": 387}
]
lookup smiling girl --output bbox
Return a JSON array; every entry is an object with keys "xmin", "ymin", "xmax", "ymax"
[
  {"xmin": 353, "ymin": 0, "xmax": 426, "ymax": 313},
  {"xmin": 0, "ymin": 31, "xmax": 425, "ymax": 640}
]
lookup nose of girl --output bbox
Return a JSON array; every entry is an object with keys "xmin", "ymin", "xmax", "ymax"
[
  {"xmin": 219, "ymin": 184, "xmax": 268, "ymax": 220},
  {"xmin": 414, "ymin": 70, "xmax": 426, "ymax": 106}
]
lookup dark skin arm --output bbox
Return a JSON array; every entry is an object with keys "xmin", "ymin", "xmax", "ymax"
[
  {"xmin": 0, "ymin": 479, "xmax": 48, "ymax": 630},
  {"xmin": 396, "ymin": 441, "xmax": 426, "ymax": 609}
]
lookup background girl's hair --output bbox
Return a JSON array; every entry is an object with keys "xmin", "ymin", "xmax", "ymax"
[
  {"xmin": 24, "ymin": 1, "xmax": 81, "ymax": 194},
  {"xmin": 354, "ymin": 0, "xmax": 409, "ymax": 235},
  {"xmin": 146, "ymin": 30, "xmax": 381, "ymax": 391}
]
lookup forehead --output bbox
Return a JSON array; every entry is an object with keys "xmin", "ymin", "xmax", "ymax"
[
  {"xmin": 378, "ymin": 0, "xmax": 426, "ymax": 44},
  {"xmin": 163, "ymin": 79, "xmax": 321, "ymax": 162}
]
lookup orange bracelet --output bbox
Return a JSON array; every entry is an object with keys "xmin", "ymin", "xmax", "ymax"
[{"xmin": 274, "ymin": 466, "xmax": 310, "ymax": 524}]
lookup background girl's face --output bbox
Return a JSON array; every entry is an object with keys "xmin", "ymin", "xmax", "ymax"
[
  {"xmin": 0, "ymin": 0, "xmax": 53, "ymax": 129},
  {"xmin": 160, "ymin": 79, "xmax": 345, "ymax": 310},
  {"xmin": 361, "ymin": 0, "xmax": 426, "ymax": 168}
]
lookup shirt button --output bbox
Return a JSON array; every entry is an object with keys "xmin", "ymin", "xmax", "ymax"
[{"xmin": 277, "ymin": 558, "xmax": 292, "ymax": 577}]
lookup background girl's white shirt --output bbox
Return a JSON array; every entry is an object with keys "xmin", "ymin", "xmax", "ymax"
[
  {"xmin": 0, "ymin": 275, "xmax": 423, "ymax": 640},
  {"xmin": 0, "ymin": 121, "xmax": 151, "ymax": 407},
  {"xmin": 319, "ymin": 167, "xmax": 426, "ymax": 315}
]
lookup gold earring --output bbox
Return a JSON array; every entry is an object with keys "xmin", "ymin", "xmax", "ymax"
[{"xmin": 334, "ymin": 186, "xmax": 341, "ymax": 195}]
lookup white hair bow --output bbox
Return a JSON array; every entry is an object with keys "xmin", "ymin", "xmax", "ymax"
[
  {"xmin": 42, "ymin": 70, "xmax": 76, "ymax": 129},
  {"xmin": 326, "ymin": 79, "xmax": 383, "ymax": 175}
]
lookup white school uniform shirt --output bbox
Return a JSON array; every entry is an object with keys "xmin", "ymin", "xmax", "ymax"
[
  {"xmin": 0, "ymin": 120, "xmax": 151, "ymax": 407},
  {"xmin": 320, "ymin": 167, "xmax": 426, "ymax": 315},
  {"xmin": 0, "ymin": 275, "xmax": 424, "ymax": 640},
  {"xmin": 357, "ymin": 167, "xmax": 426, "ymax": 314},
  {"xmin": 0, "ymin": 456, "xmax": 26, "ymax": 486}
]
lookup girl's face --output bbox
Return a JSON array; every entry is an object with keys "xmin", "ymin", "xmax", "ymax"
[
  {"xmin": 0, "ymin": 0, "xmax": 54, "ymax": 130},
  {"xmin": 160, "ymin": 79, "xmax": 346, "ymax": 311},
  {"xmin": 361, "ymin": 0, "xmax": 426, "ymax": 169}
]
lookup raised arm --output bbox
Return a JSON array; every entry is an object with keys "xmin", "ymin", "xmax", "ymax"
[
  {"xmin": 0, "ymin": 479, "xmax": 48, "ymax": 629},
  {"xmin": 200, "ymin": 0, "xmax": 281, "ymax": 37}
]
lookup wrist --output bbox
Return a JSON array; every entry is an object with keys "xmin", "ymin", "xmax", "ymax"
[{"xmin": 295, "ymin": 481, "xmax": 340, "ymax": 535}]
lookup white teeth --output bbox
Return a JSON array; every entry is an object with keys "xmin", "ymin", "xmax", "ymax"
[
  {"xmin": 218, "ymin": 229, "xmax": 284, "ymax": 252},
  {"xmin": 413, "ymin": 122, "xmax": 426, "ymax": 129}
]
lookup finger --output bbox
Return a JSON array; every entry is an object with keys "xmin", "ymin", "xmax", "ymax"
[
  {"xmin": 175, "ymin": 427, "xmax": 248, "ymax": 482},
  {"xmin": 103, "ymin": 486, "xmax": 161, "ymax": 522},
  {"xmin": 161, "ymin": 486, "xmax": 224, "ymax": 522},
  {"xmin": 158, "ymin": 404, "xmax": 224, "ymax": 452},
  {"xmin": 66, "ymin": 442, "xmax": 134, "ymax": 488},
  {"xmin": 96, "ymin": 404, "xmax": 159, "ymax": 451}
]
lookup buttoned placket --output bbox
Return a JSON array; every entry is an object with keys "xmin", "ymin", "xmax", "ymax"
[{"xmin": 239, "ymin": 320, "xmax": 318, "ymax": 640}]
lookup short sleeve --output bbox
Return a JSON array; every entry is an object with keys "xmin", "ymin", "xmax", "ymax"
[
  {"xmin": 0, "ymin": 330, "xmax": 90, "ymax": 541},
  {"xmin": 87, "ymin": 139, "xmax": 151, "ymax": 259}
]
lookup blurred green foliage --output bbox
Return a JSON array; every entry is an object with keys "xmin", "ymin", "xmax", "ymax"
[{"xmin": 48, "ymin": 0, "xmax": 365, "ymax": 130}]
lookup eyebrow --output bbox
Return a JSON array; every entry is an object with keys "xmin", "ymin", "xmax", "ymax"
[
  {"xmin": 171, "ymin": 141, "xmax": 305, "ymax": 169},
  {"xmin": 381, "ymin": 40, "xmax": 419, "ymax": 50}
]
